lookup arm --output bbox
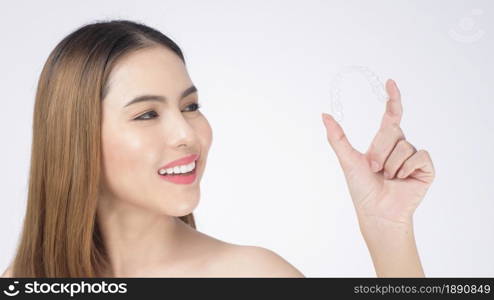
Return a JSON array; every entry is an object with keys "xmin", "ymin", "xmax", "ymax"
[{"xmin": 359, "ymin": 217, "xmax": 424, "ymax": 277}]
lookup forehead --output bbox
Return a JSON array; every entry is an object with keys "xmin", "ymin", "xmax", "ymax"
[{"xmin": 104, "ymin": 46, "xmax": 191, "ymax": 106}]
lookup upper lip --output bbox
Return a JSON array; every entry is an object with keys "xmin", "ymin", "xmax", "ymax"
[{"xmin": 159, "ymin": 154, "xmax": 199, "ymax": 171}]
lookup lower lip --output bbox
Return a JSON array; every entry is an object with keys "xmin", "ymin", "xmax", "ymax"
[{"xmin": 158, "ymin": 163, "xmax": 198, "ymax": 185}]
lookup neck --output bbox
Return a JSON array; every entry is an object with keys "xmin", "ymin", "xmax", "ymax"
[{"xmin": 96, "ymin": 197, "xmax": 187, "ymax": 277}]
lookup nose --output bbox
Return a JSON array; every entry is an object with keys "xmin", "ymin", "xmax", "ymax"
[{"xmin": 162, "ymin": 109, "xmax": 198, "ymax": 148}]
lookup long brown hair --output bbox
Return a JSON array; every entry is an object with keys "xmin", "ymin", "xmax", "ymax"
[{"xmin": 12, "ymin": 20, "xmax": 196, "ymax": 277}]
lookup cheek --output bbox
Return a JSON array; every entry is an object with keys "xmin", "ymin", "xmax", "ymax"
[
  {"xmin": 197, "ymin": 117, "xmax": 213, "ymax": 152},
  {"xmin": 103, "ymin": 132, "xmax": 145, "ymax": 171},
  {"xmin": 194, "ymin": 117, "xmax": 213, "ymax": 180},
  {"xmin": 101, "ymin": 124, "xmax": 156, "ymax": 196}
]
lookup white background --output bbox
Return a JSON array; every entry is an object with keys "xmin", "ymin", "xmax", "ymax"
[{"xmin": 0, "ymin": 0, "xmax": 492, "ymax": 277}]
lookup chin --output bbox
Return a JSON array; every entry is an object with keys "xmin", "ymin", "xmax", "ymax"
[{"xmin": 160, "ymin": 196, "xmax": 200, "ymax": 217}]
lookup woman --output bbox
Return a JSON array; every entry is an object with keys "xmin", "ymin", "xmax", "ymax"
[{"xmin": 2, "ymin": 20, "xmax": 434, "ymax": 277}]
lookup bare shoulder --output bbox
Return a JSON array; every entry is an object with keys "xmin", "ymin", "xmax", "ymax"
[
  {"xmin": 216, "ymin": 244, "xmax": 305, "ymax": 277},
  {"xmin": 176, "ymin": 222, "xmax": 304, "ymax": 277},
  {"xmin": 1, "ymin": 266, "xmax": 13, "ymax": 278}
]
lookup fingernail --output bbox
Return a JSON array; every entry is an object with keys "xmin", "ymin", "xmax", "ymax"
[
  {"xmin": 384, "ymin": 171, "xmax": 390, "ymax": 179},
  {"xmin": 392, "ymin": 80, "xmax": 400, "ymax": 93},
  {"xmin": 398, "ymin": 170, "xmax": 405, "ymax": 178},
  {"xmin": 371, "ymin": 160, "xmax": 380, "ymax": 172},
  {"xmin": 390, "ymin": 79, "xmax": 396, "ymax": 88}
]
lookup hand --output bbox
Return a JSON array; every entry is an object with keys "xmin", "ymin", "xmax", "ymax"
[{"xmin": 322, "ymin": 79, "xmax": 435, "ymax": 228}]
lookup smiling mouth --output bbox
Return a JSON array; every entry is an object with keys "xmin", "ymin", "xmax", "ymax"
[
  {"xmin": 158, "ymin": 159, "xmax": 199, "ymax": 176},
  {"xmin": 161, "ymin": 166, "xmax": 197, "ymax": 176}
]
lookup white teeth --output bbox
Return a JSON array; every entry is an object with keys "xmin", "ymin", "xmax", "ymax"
[{"xmin": 159, "ymin": 161, "xmax": 196, "ymax": 175}]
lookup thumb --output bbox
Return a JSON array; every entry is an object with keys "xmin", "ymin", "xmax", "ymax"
[{"xmin": 322, "ymin": 113, "xmax": 359, "ymax": 170}]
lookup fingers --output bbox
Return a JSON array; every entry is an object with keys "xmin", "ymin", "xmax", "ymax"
[
  {"xmin": 382, "ymin": 140, "xmax": 416, "ymax": 179},
  {"xmin": 380, "ymin": 79, "xmax": 403, "ymax": 130},
  {"xmin": 397, "ymin": 150, "xmax": 435, "ymax": 182},
  {"xmin": 366, "ymin": 124, "xmax": 406, "ymax": 172},
  {"xmin": 366, "ymin": 79, "xmax": 406, "ymax": 172},
  {"xmin": 322, "ymin": 113, "xmax": 360, "ymax": 170}
]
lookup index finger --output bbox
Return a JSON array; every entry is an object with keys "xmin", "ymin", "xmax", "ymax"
[{"xmin": 380, "ymin": 79, "xmax": 403, "ymax": 129}]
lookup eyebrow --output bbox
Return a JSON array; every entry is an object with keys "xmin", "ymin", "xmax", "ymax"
[{"xmin": 123, "ymin": 85, "xmax": 198, "ymax": 108}]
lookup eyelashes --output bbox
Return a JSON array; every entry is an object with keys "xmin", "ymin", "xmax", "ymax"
[{"xmin": 134, "ymin": 103, "xmax": 201, "ymax": 121}]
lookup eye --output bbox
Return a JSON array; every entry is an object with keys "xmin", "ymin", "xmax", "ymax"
[
  {"xmin": 133, "ymin": 103, "xmax": 201, "ymax": 121},
  {"xmin": 184, "ymin": 102, "xmax": 201, "ymax": 112},
  {"xmin": 134, "ymin": 110, "xmax": 158, "ymax": 121}
]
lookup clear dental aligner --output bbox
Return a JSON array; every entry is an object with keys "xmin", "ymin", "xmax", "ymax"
[{"xmin": 329, "ymin": 65, "xmax": 388, "ymax": 122}]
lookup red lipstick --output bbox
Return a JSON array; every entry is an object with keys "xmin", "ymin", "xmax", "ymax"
[{"xmin": 159, "ymin": 154, "xmax": 199, "ymax": 170}]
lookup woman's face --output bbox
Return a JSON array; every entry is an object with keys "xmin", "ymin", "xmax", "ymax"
[{"xmin": 100, "ymin": 46, "xmax": 212, "ymax": 216}]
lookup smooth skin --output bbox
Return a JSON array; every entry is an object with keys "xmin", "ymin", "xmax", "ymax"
[
  {"xmin": 2, "ymin": 46, "xmax": 433, "ymax": 278},
  {"xmin": 94, "ymin": 46, "xmax": 304, "ymax": 277},
  {"xmin": 322, "ymin": 79, "xmax": 435, "ymax": 277},
  {"xmin": 2, "ymin": 46, "xmax": 303, "ymax": 278}
]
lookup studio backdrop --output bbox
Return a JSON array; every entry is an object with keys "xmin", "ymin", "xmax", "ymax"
[{"xmin": 0, "ymin": 0, "xmax": 492, "ymax": 277}]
